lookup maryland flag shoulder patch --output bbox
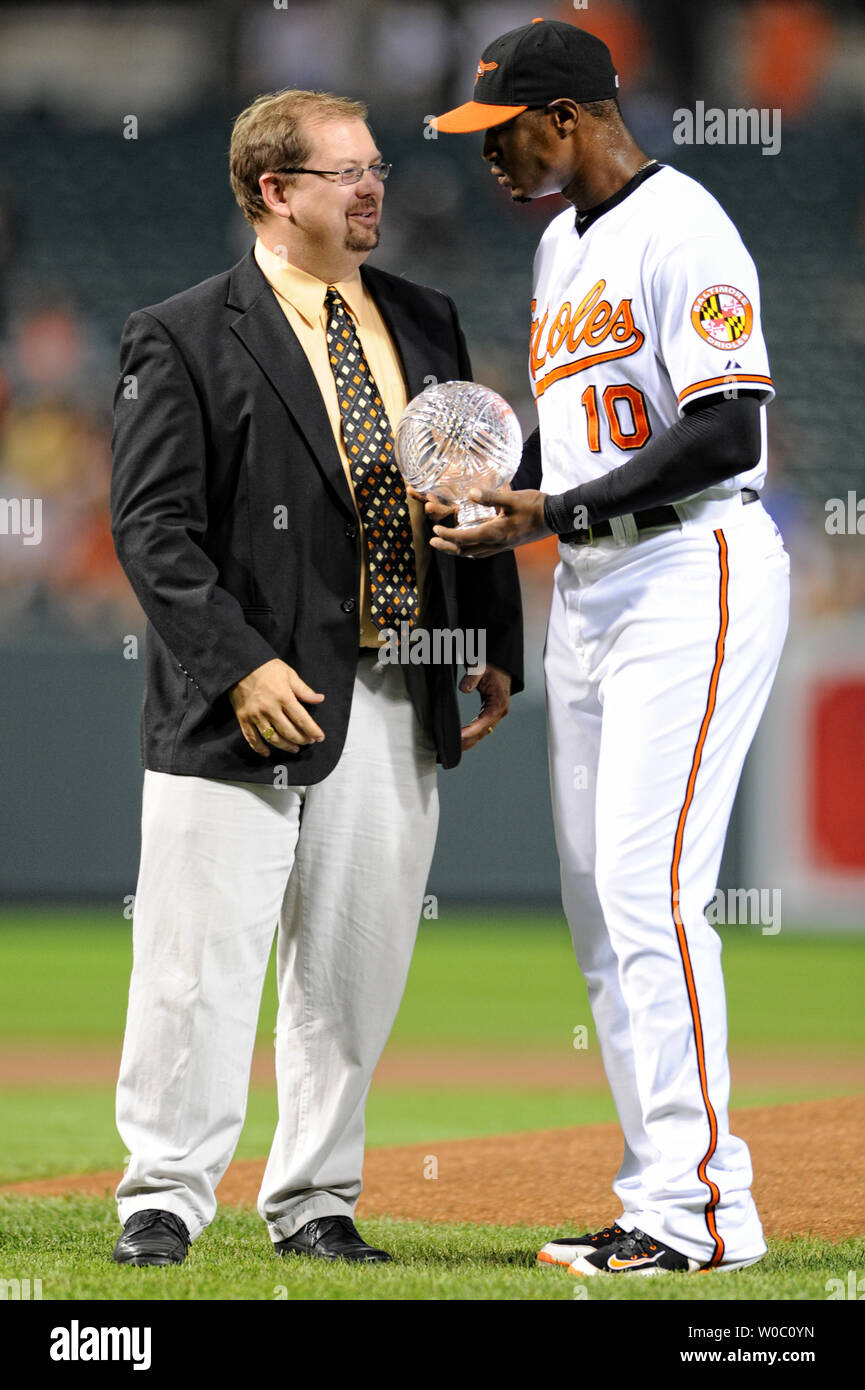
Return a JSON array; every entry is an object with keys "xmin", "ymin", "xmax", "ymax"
[{"xmin": 691, "ymin": 284, "xmax": 754, "ymax": 350}]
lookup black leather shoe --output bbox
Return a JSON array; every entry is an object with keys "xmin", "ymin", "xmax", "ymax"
[
  {"xmin": 112, "ymin": 1209, "xmax": 190, "ymax": 1266},
  {"xmin": 274, "ymin": 1215, "xmax": 391, "ymax": 1263}
]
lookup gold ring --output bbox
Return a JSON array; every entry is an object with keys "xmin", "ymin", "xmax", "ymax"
[{"xmin": 261, "ymin": 726, "xmax": 276, "ymax": 741}]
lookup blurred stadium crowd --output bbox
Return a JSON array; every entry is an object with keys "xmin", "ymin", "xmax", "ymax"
[{"xmin": 0, "ymin": 0, "xmax": 863, "ymax": 664}]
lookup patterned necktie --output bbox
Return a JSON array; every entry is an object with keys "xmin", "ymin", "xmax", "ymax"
[{"xmin": 325, "ymin": 286, "xmax": 419, "ymax": 631}]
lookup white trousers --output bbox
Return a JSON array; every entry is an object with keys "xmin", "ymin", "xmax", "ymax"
[
  {"xmin": 544, "ymin": 499, "xmax": 789, "ymax": 1266},
  {"xmin": 115, "ymin": 658, "xmax": 439, "ymax": 1242}
]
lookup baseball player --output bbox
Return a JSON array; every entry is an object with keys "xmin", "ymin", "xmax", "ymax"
[{"xmin": 429, "ymin": 19, "xmax": 790, "ymax": 1276}]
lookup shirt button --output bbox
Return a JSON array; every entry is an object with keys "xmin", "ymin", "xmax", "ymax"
[
  {"xmin": 341, "ymin": 598, "xmax": 356, "ymax": 613},
  {"xmin": 345, "ymin": 524, "xmax": 358, "ymax": 539}
]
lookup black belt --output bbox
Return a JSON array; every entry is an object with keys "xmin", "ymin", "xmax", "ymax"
[{"xmin": 562, "ymin": 488, "xmax": 759, "ymax": 545}]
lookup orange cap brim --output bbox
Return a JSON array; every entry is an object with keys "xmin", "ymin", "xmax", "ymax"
[{"xmin": 431, "ymin": 101, "xmax": 528, "ymax": 133}]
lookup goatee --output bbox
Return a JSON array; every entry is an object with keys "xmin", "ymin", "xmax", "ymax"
[{"xmin": 345, "ymin": 225, "xmax": 380, "ymax": 251}]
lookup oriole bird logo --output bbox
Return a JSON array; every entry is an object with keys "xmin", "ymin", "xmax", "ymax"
[{"xmin": 474, "ymin": 60, "xmax": 499, "ymax": 85}]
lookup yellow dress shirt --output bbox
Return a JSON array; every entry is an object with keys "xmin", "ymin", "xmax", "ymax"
[{"xmin": 253, "ymin": 239, "xmax": 428, "ymax": 648}]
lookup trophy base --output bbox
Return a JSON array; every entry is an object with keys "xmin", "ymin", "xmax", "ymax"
[{"xmin": 455, "ymin": 499, "xmax": 497, "ymax": 528}]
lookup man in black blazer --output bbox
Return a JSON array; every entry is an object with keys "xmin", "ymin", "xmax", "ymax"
[{"xmin": 109, "ymin": 89, "xmax": 523, "ymax": 1267}]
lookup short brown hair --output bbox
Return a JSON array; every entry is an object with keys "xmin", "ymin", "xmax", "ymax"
[{"xmin": 229, "ymin": 89, "xmax": 368, "ymax": 226}]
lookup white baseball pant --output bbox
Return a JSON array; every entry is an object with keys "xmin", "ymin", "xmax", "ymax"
[
  {"xmin": 544, "ymin": 496, "xmax": 789, "ymax": 1266},
  {"xmin": 115, "ymin": 656, "xmax": 439, "ymax": 1242}
]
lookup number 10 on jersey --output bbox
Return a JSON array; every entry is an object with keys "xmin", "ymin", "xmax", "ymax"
[{"xmin": 581, "ymin": 383, "xmax": 651, "ymax": 452}]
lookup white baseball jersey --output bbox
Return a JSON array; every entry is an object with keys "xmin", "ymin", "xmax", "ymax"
[{"xmin": 530, "ymin": 164, "xmax": 773, "ymax": 502}]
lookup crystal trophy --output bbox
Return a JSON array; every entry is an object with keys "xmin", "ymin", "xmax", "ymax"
[{"xmin": 395, "ymin": 380, "xmax": 522, "ymax": 527}]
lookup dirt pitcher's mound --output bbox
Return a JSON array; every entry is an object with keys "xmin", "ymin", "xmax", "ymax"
[
  {"xmin": 353, "ymin": 1097, "xmax": 864, "ymax": 1240},
  {"xmin": 3, "ymin": 1096, "xmax": 862, "ymax": 1242}
]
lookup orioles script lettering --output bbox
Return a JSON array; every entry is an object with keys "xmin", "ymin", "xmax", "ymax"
[{"xmin": 531, "ymin": 279, "xmax": 644, "ymax": 398}]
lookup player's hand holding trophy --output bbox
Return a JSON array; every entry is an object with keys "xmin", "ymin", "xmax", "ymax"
[{"xmin": 395, "ymin": 380, "xmax": 522, "ymax": 527}]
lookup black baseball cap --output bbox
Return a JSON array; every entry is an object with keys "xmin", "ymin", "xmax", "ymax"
[{"xmin": 432, "ymin": 17, "xmax": 618, "ymax": 133}]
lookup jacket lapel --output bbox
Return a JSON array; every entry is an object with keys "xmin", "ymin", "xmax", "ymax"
[
  {"xmin": 360, "ymin": 265, "xmax": 436, "ymax": 401},
  {"xmin": 225, "ymin": 250, "xmax": 452, "ymax": 588},
  {"xmin": 227, "ymin": 250, "xmax": 355, "ymax": 519}
]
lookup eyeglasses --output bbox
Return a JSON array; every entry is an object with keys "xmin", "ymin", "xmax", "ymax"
[{"xmin": 273, "ymin": 161, "xmax": 391, "ymax": 185}]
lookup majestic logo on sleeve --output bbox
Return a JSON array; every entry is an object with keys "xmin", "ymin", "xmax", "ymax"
[
  {"xmin": 691, "ymin": 285, "xmax": 754, "ymax": 349},
  {"xmin": 530, "ymin": 279, "xmax": 644, "ymax": 398}
]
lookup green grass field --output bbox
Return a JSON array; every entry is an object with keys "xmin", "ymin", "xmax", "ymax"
[
  {"xmin": 1, "ymin": 910, "xmax": 863, "ymax": 1301},
  {"xmin": 3, "ymin": 1198, "xmax": 862, "ymax": 1302},
  {"xmin": 3, "ymin": 908, "xmax": 865, "ymax": 1050}
]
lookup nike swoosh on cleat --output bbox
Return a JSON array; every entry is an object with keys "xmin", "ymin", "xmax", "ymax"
[{"xmin": 607, "ymin": 1252, "xmax": 664, "ymax": 1270}]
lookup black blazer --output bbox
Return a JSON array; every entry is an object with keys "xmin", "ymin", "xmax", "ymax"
[{"xmin": 110, "ymin": 248, "xmax": 524, "ymax": 783}]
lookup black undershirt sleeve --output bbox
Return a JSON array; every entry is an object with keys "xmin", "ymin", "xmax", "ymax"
[
  {"xmin": 539, "ymin": 393, "xmax": 764, "ymax": 538},
  {"xmin": 511, "ymin": 425, "xmax": 542, "ymax": 492}
]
